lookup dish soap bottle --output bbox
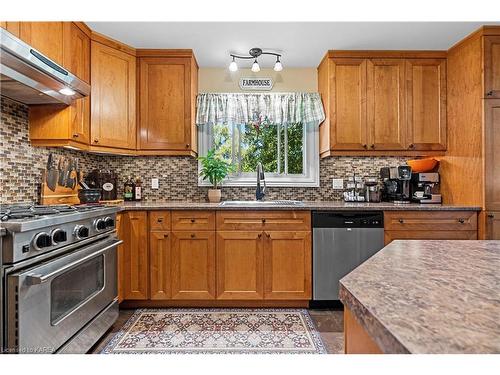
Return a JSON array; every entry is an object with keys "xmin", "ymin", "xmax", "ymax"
[
  {"xmin": 134, "ymin": 177, "xmax": 142, "ymax": 201},
  {"xmin": 124, "ymin": 176, "xmax": 135, "ymax": 201}
]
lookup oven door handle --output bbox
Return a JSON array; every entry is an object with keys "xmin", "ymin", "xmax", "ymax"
[{"xmin": 25, "ymin": 239, "xmax": 123, "ymax": 285}]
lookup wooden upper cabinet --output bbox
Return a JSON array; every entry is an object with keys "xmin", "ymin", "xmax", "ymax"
[
  {"xmin": 139, "ymin": 58, "xmax": 191, "ymax": 151},
  {"xmin": 91, "ymin": 41, "xmax": 136, "ymax": 150},
  {"xmin": 484, "ymin": 36, "xmax": 500, "ymax": 98},
  {"xmin": 171, "ymin": 231, "xmax": 216, "ymax": 300},
  {"xmin": 405, "ymin": 59, "xmax": 447, "ymax": 150},
  {"xmin": 263, "ymin": 231, "xmax": 311, "ymax": 300},
  {"xmin": 63, "ymin": 23, "xmax": 90, "ymax": 83},
  {"xmin": 0, "ymin": 22, "xmax": 21, "ymax": 37},
  {"xmin": 485, "ymin": 99, "xmax": 500, "ymax": 210},
  {"xmin": 216, "ymin": 231, "xmax": 264, "ymax": 300},
  {"xmin": 367, "ymin": 59, "xmax": 406, "ymax": 150},
  {"xmin": 20, "ymin": 22, "xmax": 64, "ymax": 65},
  {"xmin": 122, "ymin": 211, "xmax": 149, "ymax": 300}
]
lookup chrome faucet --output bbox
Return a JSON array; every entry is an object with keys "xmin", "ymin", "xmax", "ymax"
[{"xmin": 256, "ymin": 162, "xmax": 266, "ymax": 201}]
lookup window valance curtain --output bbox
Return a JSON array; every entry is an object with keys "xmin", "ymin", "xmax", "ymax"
[{"xmin": 195, "ymin": 92, "xmax": 325, "ymax": 127}]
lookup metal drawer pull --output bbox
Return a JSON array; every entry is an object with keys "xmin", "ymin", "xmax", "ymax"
[
  {"xmin": 398, "ymin": 219, "xmax": 404, "ymax": 224},
  {"xmin": 157, "ymin": 218, "xmax": 163, "ymax": 222},
  {"xmin": 163, "ymin": 234, "xmax": 168, "ymax": 238},
  {"xmin": 25, "ymin": 240, "xmax": 122, "ymax": 285},
  {"xmin": 190, "ymin": 233, "xmax": 196, "ymax": 238},
  {"xmin": 262, "ymin": 218, "xmax": 266, "ymax": 223},
  {"xmin": 265, "ymin": 232, "xmax": 271, "ymax": 238},
  {"xmin": 258, "ymin": 233, "xmax": 262, "ymax": 238},
  {"xmin": 190, "ymin": 219, "xmax": 196, "ymax": 223},
  {"xmin": 487, "ymin": 214, "xmax": 495, "ymax": 218},
  {"xmin": 458, "ymin": 218, "xmax": 465, "ymax": 224}
]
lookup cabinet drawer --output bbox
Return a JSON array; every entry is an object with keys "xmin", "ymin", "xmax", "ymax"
[
  {"xmin": 171, "ymin": 211, "xmax": 215, "ymax": 231},
  {"xmin": 384, "ymin": 211, "xmax": 477, "ymax": 231},
  {"xmin": 385, "ymin": 230, "xmax": 477, "ymax": 245},
  {"xmin": 216, "ymin": 211, "xmax": 311, "ymax": 231},
  {"xmin": 149, "ymin": 211, "xmax": 171, "ymax": 231}
]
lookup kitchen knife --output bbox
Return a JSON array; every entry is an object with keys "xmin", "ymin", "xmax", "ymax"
[
  {"xmin": 45, "ymin": 153, "xmax": 58, "ymax": 192},
  {"xmin": 66, "ymin": 157, "xmax": 76, "ymax": 189}
]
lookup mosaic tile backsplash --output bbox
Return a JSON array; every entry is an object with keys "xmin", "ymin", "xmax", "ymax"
[{"xmin": 0, "ymin": 96, "xmax": 407, "ymax": 203}]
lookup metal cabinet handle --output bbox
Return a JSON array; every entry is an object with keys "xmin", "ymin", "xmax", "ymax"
[
  {"xmin": 157, "ymin": 218, "xmax": 163, "ymax": 222},
  {"xmin": 186, "ymin": 144, "xmax": 190, "ymax": 148},
  {"xmin": 370, "ymin": 144, "xmax": 375, "ymax": 149},
  {"xmin": 258, "ymin": 233, "xmax": 262, "ymax": 238},
  {"xmin": 93, "ymin": 138, "xmax": 99, "ymax": 143},
  {"xmin": 262, "ymin": 218, "xmax": 266, "ymax": 224},
  {"xmin": 486, "ymin": 91, "xmax": 493, "ymax": 96},
  {"xmin": 408, "ymin": 144, "xmax": 415, "ymax": 149},
  {"xmin": 362, "ymin": 144, "xmax": 367, "ymax": 149},
  {"xmin": 163, "ymin": 234, "xmax": 168, "ymax": 238},
  {"xmin": 190, "ymin": 233, "xmax": 196, "ymax": 238},
  {"xmin": 190, "ymin": 219, "xmax": 196, "ymax": 223},
  {"xmin": 25, "ymin": 240, "xmax": 122, "ymax": 285},
  {"xmin": 265, "ymin": 232, "xmax": 271, "ymax": 238},
  {"xmin": 487, "ymin": 214, "xmax": 495, "ymax": 218},
  {"xmin": 398, "ymin": 219, "xmax": 404, "ymax": 224},
  {"xmin": 73, "ymin": 133, "xmax": 79, "ymax": 138},
  {"xmin": 458, "ymin": 218, "xmax": 465, "ymax": 224}
]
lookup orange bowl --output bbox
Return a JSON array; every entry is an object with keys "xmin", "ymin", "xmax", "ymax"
[{"xmin": 406, "ymin": 158, "xmax": 439, "ymax": 173}]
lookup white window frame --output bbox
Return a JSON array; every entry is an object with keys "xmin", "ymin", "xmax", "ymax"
[{"xmin": 197, "ymin": 122, "xmax": 319, "ymax": 187}]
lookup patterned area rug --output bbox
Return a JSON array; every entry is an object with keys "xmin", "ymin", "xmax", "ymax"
[{"xmin": 101, "ymin": 308, "xmax": 326, "ymax": 354}]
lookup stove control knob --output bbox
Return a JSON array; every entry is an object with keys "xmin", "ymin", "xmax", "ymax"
[
  {"xmin": 104, "ymin": 216, "xmax": 115, "ymax": 228},
  {"xmin": 74, "ymin": 225, "xmax": 89, "ymax": 239},
  {"xmin": 33, "ymin": 232, "xmax": 52, "ymax": 250},
  {"xmin": 94, "ymin": 218, "xmax": 106, "ymax": 231},
  {"xmin": 51, "ymin": 228, "xmax": 67, "ymax": 245}
]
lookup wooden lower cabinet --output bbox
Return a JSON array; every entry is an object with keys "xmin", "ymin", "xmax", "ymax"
[
  {"xmin": 216, "ymin": 231, "xmax": 264, "ymax": 300},
  {"xmin": 384, "ymin": 230, "xmax": 477, "ymax": 245},
  {"xmin": 486, "ymin": 212, "xmax": 500, "ymax": 239},
  {"xmin": 116, "ymin": 213, "xmax": 124, "ymax": 303},
  {"xmin": 171, "ymin": 231, "xmax": 216, "ymax": 300},
  {"xmin": 264, "ymin": 231, "xmax": 312, "ymax": 300},
  {"xmin": 121, "ymin": 211, "xmax": 149, "ymax": 300},
  {"xmin": 149, "ymin": 231, "xmax": 171, "ymax": 300},
  {"xmin": 344, "ymin": 307, "xmax": 382, "ymax": 354}
]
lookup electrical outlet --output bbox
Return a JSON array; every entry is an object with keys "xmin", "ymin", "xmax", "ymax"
[
  {"xmin": 151, "ymin": 178, "xmax": 159, "ymax": 189},
  {"xmin": 332, "ymin": 178, "xmax": 344, "ymax": 190}
]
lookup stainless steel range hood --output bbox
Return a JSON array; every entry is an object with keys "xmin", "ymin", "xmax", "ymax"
[{"xmin": 0, "ymin": 28, "xmax": 90, "ymax": 105}]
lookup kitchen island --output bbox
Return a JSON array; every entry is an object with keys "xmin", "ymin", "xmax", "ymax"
[{"xmin": 339, "ymin": 240, "xmax": 500, "ymax": 354}]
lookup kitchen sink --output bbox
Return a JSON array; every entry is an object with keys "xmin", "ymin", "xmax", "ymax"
[{"xmin": 219, "ymin": 200, "xmax": 305, "ymax": 207}]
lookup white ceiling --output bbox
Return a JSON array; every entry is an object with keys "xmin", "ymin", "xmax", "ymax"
[{"xmin": 87, "ymin": 22, "xmax": 496, "ymax": 68}]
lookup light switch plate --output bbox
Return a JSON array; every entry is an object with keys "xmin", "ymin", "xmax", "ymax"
[
  {"xmin": 332, "ymin": 178, "xmax": 344, "ymax": 190},
  {"xmin": 151, "ymin": 178, "xmax": 159, "ymax": 189}
]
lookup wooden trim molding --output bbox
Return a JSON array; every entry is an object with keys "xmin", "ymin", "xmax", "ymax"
[
  {"xmin": 120, "ymin": 299, "xmax": 309, "ymax": 308},
  {"xmin": 325, "ymin": 50, "xmax": 447, "ymax": 59},
  {"xmin": 320, "ymin": 150, "xmax": 446, "ymax": 158},
  {"xmin": 90, "ymin": 31, "xmax": 136, "ymax": 56}
]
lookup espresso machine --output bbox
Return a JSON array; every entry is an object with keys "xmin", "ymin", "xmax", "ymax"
[
  {"xmin": 380, "ymin": 166, "xmax": 412, "ymax": 204},
  {"xmin": 410, "ymin": 173, "xmax": 442, "ymax": 204}
]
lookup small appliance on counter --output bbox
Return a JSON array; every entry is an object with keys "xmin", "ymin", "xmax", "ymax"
[
  {"xmin": 410, "ymin": 172, "xmax": 442, "ymax": 204},
  {"xmin": 380, "ymin": 165, "xmax": 412, "ymax": 204},
  {"xmin": 364, "ymin": 176, "xmax": 381, "ymax": 203},
  {"xmin": 86, "ymin": 169, "xmax": 118, "ymax": 201}
]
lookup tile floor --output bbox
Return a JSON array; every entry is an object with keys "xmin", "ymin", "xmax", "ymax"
[{"xmin": 91, "ymin": 308, "xmax": 344, "ymax": 354}]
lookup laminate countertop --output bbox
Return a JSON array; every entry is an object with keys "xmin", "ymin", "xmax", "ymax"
[
  {"xmin": 339, "ymin": 240, "xmax": 500, "ymax": 353},
  {"xmin": 119, "ymin": 201, "xmax": 481, "ymax": 211}
]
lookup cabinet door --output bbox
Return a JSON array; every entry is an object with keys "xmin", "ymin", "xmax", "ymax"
[
  {"xmin": 263, "ymin": 231, "xmax": 311, "ymax": 300},
  {"xmin": 123, "ymin": 212, "xmax": 149, "ymax": 300},
  {"xmin": 485, "ymin": 99, "xmax": 500, "ymax": 210},
  {"xmin": 329, "ymin": 58, "xmax": 368, "ymax": 150},
  {"xmin": 484, "ymin": 36, "xmax": 500, "ymax": 98},
  {"xmin": 405, "ymin": 59, "xmax": 447, "ymax": 150},
  {"xmin": 486, "ymin": 212, "xmax": 500, "ymax": 239},
  {"xmin": 0, "ymin": 22, "xmax": 20, "ymax": 37},
  {"xmin": 91, "ymin": 41, "xmax": 136, "ymax": 149},
  {"xmin": 64, "ymin": 23, "xmax": 90, "ymax": 144},
  {"xmin": 171, "ymin": 231, "xmax": 216, "ymax": 300},
  {"xmin": 116, "ymin": 213, "xmax": 124, "ymax": 303},
  {"xmin": 150, "ymin": 231, "xmax": 172, "ymax": 300},
  {"xmin": 138, "ymin": 58, "xmax": 192, "ymax": 150},
  {"xmin": 20, "ymin": 22, "xmax": 64, "ymax": 65},
  {"xmin": 367, "ymin": 59, "xmax": 406, "ymax": 150},
  {"xmin": 216, "ymin": 231, "xmax": 264, "ymax": 300}
]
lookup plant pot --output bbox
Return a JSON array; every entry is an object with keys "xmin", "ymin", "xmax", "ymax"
[{"xmin": 208, "ymin": 189, "xmax": 221, "ymax": 203}]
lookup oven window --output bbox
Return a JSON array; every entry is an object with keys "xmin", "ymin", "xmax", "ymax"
[{"xmin": 50, "ymin": 255, "xmax": 105, "ymax": 324}]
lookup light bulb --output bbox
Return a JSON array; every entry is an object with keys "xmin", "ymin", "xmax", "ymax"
[
  {"xmin": 273, "ymin": 58, "xmax": 283, "ymax": 72},
  {"xmin": 59, "ymin": 87, "xmax": 76, "ymax": 96},
  {"xmin": 229, "ymin": 58, "xmax": 238, "ymax": 72},
  {"xmin": 251, "ymin": 59, "xmax": 260, "ymax": 72}
]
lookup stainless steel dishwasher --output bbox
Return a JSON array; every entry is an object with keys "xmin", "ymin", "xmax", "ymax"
[{"xmin": 312, "ymin": 211, "xmax": 384, "ymax": 302}]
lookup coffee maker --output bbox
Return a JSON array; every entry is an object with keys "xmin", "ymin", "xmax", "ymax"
[
  {"xmin": 410, "ymin": 173, "xmax": 442, "ymax": 204},
  {"xmin": 380, "ymin": 166, "xmax": 412, "ymax": 204}
]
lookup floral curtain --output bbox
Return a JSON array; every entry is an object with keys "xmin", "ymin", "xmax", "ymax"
[{"xmin": 195, "ymin": 92, "xmax": 325, "ymax": 127}]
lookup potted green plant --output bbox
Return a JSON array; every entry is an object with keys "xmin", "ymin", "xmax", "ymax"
[{"xmin": 198, "ymin": 150, "xmax": 234, "ymax": 203}]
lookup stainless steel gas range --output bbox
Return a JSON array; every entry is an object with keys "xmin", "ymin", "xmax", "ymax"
[{"xmin": 0, "ymin": 204, "xmax": 122, "ymax": 354}]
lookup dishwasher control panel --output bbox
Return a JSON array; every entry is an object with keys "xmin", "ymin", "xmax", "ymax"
[{"xmin": 312, "ymin": 211, "xmax": 384, "ymax": 228}]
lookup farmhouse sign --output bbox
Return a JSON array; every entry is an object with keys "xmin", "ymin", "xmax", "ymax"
[{"xmin": 239, "ymin": 78, "xmax": 274, "ymax": 91}]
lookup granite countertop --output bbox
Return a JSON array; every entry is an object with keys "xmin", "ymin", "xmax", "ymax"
[
  {"xmin": 119, "ymin": 201, "xmax": 481, "ymax": 211},
  {"xmin": 339, "ymin": 240, "xmax": 500, "ymax": 354}
]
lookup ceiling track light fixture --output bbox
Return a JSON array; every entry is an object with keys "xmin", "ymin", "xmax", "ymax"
[{"xmin": 228, "ymin": 47, "xmax": 283, "ymax": 72}]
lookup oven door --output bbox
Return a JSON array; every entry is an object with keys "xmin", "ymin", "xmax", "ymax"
[{"xmin": 6, "ymin": 238, "xmax": 121, "ymax": 353}]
